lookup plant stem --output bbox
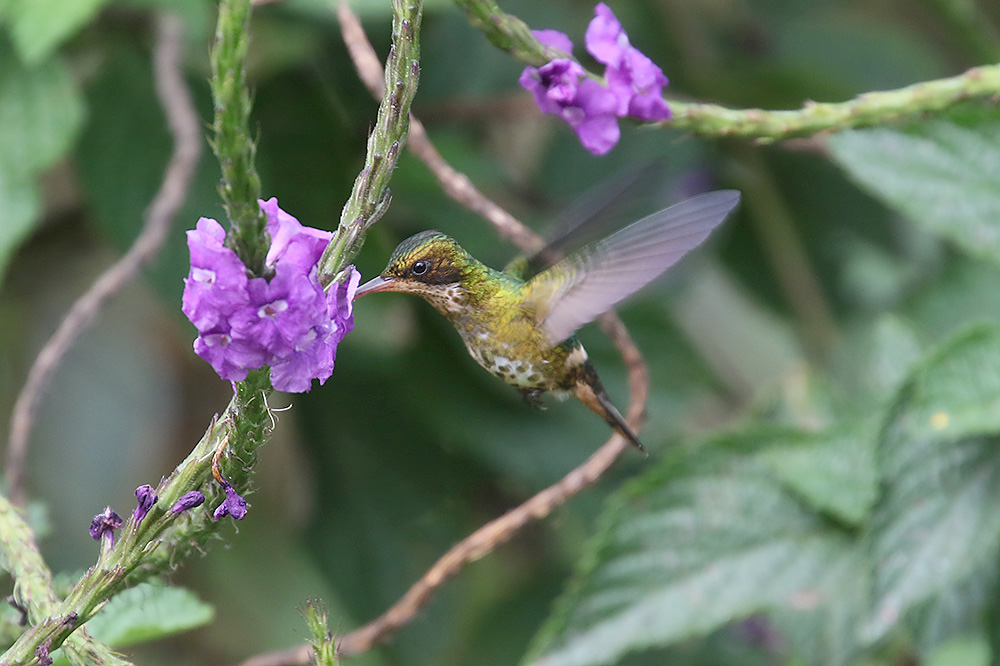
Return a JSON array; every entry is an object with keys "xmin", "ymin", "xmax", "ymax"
[
  {"xmin": 212, "ymin": 0, "xmax": 268, "ymax": 275},
  {"xmin": 452, "ymin": 0, "xmax": 1000, "ymax": 141},
  {"xmin": 0, "ymin": 495, "xmax": 132, "ymax": 666},
  {"xmin": 317, "ymin": 0, "xmax": 424, "ymax": 286}
]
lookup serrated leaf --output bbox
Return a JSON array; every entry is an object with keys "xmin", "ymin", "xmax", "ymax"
[
  {"xmin": 5, "ymin": 0, "xmax": 110, "ymax": 63},
  {"xmin": 761, "ymin": 424, "xmax": 878, "ymax": 526},
  {"xmin": 524, "ymin": 432, "xmax": 860, "ymax": 666},
  {"xmin": 865, "ymin": 325, "xmax": 1000, "ymax": 641},
  {"xmin": 829, "ymin": 106, "xmax": 1000, "ymax": 263},
  {"xmin": 83, "ymin": 583, "xmax": 214, "ymax": 648}
]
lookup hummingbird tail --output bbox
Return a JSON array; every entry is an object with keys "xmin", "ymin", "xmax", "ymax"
[{"xmin": 574, "ymin": 376, "xmax": 646, "ymax": 454}]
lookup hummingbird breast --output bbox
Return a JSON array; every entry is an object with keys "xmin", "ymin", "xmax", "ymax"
[{"xmin": 438, "ymin": 279, "xmax": 585, "ymax": 393}]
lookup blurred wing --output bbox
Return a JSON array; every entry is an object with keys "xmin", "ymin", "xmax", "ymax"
[
  {"xmin": 525, "ymin": 190, "xmax": 740, "ymax": 345},
  {"xmin": 519, "ymin": 160, "xmax": 669, "ymax": 278}
]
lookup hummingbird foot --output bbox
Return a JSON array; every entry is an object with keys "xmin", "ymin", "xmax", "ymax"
[{"xmin": 518, "ymin": 388, "xmax": 547, "ymax": 410}]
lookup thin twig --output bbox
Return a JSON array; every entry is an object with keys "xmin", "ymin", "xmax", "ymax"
[
  {"xmin": 4, "ymin": 14, "xmax": 203, "ymax": 506},
  {"xmin": 238, "ymin": 7, "xmax": 647, "ymax": 664}
]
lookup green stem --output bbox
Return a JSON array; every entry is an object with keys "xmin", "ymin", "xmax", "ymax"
[
  {"xmin": 452, "ymin": 0, "xmax": 1000, "ymax": 141},
  {"xmin": 0, "ymin": 394, "xmax": 256, "ymax": 665},
  {"xmin": 0, "ymin": 496, "xmax": 131, "ymax": 666},
  {"xmin": 318, "ymin": 0, "xmax": 424, "ymax": 286},
  {"xmin": 211, "ymin": 0, "xmax": 268, "ymax": 275},
  {"xmin": 666, "ymin": 64, "xmax": 1000, "ymax": 140},
  {"xmin": 303, "ymin": 601, "xmax": 337, "ymax": 666}
]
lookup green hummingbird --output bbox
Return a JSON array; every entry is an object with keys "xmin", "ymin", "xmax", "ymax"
[{"xmin": 355, "ymin": 190, "xmax": 740, "ymax": 451}]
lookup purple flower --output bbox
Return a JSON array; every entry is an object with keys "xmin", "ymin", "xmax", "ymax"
[
  {"xmin": 212, "ymin": 482, "xmax": 247, "ymax": 521},
  {"xmin": 171, "ymin": 491, "xmax": 206, "ymax": 514},
  {"xmin": 519, "ymin": 3, "xmax": 670, "ymax": 154},
  {"xmin": 261, "ymin": 197, "xmax": 332, "ymax": 272},
  {"xmin": 182, "ymin": 200, "xmax": 359, "ymax": 392},
  {"xmin": 520, "ymin": 60, "xmax": 621, "ymax": 155},
  {"xmin": 133, "ymin": 485, "xmax": 158, "ymax": 525},
  {"xmin": 586, "ymin": 4, "xmax": 671, "ymax": 122},
  {"xmin": 89, "ymin": 507, "xmax": 123, "ymax": 546},
  {"xmin": 182, "ymin": 218, "xmax": 250, "ymax": 332}
]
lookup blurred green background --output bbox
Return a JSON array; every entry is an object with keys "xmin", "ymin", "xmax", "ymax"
[{"xmin": 3, "ymin": 0, "xmax": 1000, "ymax": 664}]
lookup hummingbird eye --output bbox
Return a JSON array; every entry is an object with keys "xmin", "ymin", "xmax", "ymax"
[{"xmin": 411, "ymin": 259, "xmax": 430, "ymax": 276}]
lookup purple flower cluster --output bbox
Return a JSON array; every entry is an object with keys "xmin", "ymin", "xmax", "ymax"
[
  {"xmin": 519, "ymin": 3, "xmax": 671, "ymax": 155},
  {"xmin": 182, "ymin": 198, "xmax": 360, "ymax": 393}
]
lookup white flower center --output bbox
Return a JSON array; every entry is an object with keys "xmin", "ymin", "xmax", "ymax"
[{"xmin": 259, "ymin": 299, "xmax": 289, "ymax": 318}]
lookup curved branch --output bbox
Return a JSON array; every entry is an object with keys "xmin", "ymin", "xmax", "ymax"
[{"xmin": 4, "ymin": 13, "xmax": 203, "ymax": 506}]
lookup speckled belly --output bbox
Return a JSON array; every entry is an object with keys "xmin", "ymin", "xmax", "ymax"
[
  {"xmin": 471, "ymin": 347, "xmax": 552, "ymax": 388},
  {"xmin": 460, "ymin": 331, "xmax": 588, "ymax": 391}
]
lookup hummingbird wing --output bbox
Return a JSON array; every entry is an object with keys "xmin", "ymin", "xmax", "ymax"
[
  {"xmin": 513, "ymin": 161, "xmax": 670, "ymax": 279},
  {"xmin": 523, "ymin": 190, "xmax": 740, "ymax": 345}
]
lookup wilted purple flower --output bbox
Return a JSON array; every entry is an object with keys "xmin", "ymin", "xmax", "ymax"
[
  {"xmin": 519, "ymin": 3, "xmax": 670, "ymax": 154},
  {"xmin": 34, "ymin": 645, "xmax": 53, "ymax": 666},
  {"xmin": 89, "ymin": 507, "xmax": 123, "ymax": 546},
  {"xmin": 171, "ymin": 491, "xmax": 206, "ymax": 514},
  {"xmin": 182, "ymin": 200, "xmax": 359, "ymax": 392},
  {"xmin": 133, "ymin": 485, "xmax": 158, "ymax": 525},
  {"xmin": 212, "ymin": 482, "xmax": 247, "ymax": 521}
]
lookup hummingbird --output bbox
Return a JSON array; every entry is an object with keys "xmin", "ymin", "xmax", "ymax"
[{"xmin": 355, "ymin": 190, "xmax": 740, "ymax": 451}]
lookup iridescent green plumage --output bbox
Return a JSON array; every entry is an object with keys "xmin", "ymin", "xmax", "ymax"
[{"xmin": 357, "ymin": 190, "xmax": 741, "ymax": 451}]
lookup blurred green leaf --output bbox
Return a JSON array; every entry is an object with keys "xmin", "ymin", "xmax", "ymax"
[
  {"xmin": 829, "ymin": 106, "xmax": 1000, "ymax": 263},
  {"xmin": 865, "ymin": 325, "xmax": 1000, "ymax": 641},
  {"xmin": 524, "ymin": 430, "xmax": 859, "ymax": 666},
  {"xmin": 4, "ymin": 0, "xmax": 110, "ymax": 63},
  {"xmin": 0, "ymin": 39, "xmax": 84, "ymax": 281},
  {"xmin": 925, "ymin": 634, "xmax": 990, "ymax": 666},
  {"xmin": 76, "ymin": 43, "xmax": 171, "ymax": 245},
  {"xmin": 84, "ymin": 582, "xmax": 214, "ymax": 647},
  {"xmin": 0, "ymin": 167, "xmax": 40, "ymax": 283},
  {"xmin": 761, "ymin": 424, "xmax": 877, "ymax": 526}
]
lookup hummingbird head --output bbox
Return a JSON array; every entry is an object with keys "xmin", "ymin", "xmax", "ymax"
[{"xmin": 356, "ymin": 231, "xmax": 473, "ymax": 300}]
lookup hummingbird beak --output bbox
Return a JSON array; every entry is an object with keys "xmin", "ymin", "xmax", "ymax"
[{"xmin": 355, "ymin": 275, "xmax": 396, "ymax": 297}]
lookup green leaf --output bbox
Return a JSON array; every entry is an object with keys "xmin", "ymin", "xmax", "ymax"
[
  {"xmin": 0, "ymin": 168, "xmax": 40, "ymax": 280},
  {"xmin": 761, "ymin": 424, "xmax": 878, "ymax": 526},
  {"xmin": 0, "ymin": 40, "xmax": 84, "ymax": 281},
  {"xmin": 5, "ymin": 0, "xmax": 111, "ymax": 63},
  {"xmin": 829, "ymin": 106, "xmax": 1000, "ymax": 263},
  {"xmin": 865, "ymin": 325, "xmax": 1000, "ymax": 641},
  {"xmin": 524, "ymin": 430, "xmax": 860, "ymax": 666},
  {"xmin": 84, "ymin": 583, "xmax": 214, "ymax": 647}
]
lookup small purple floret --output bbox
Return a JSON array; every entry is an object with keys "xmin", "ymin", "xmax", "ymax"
[
  {"xmin": 89, "ymin": 507, "xmax": 123, "ymax": 546},
  {"xmin": 133, "ymin": 485, "xmax": 158, "ymax": 524},
  {"xmin": 182, "ymin": 199, "xmax": 359, "ymax": 393},
  {"xmin": 212, "ymin": 483, "xmax": 247, "ymax": 521},
  {"xmin": 34, "ymin": 645, "xmax": 53, "ymax": 666},
  {"xmin": 171, "ymin": 490, "xmax": 206, "ymax": 514},
  {"xmin": 519, "ymin": 3, "xmax": 671, "ymax": 154}
]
